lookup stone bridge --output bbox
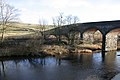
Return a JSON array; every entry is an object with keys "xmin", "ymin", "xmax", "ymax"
[{"xmin": 44, "ymin": 20, "xmax": 120, "ymax": 57}]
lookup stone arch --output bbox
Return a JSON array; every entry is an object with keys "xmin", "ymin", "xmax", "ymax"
[
  {"xmin": 60, "ymin": 35, "xmax": 69, "ymax": 45},
  {"xmin": 93, "ymin": 30, "xmax": 102, "ymax": 44},
  {"xmin": 118, "ymin": 32, "xmax": 120, "ymax": 50},
  {"xmin": 106, "ymin": 28, "xmax": 120, "ymax": 51},
  {"xmin": 105, "ymin": 26, "xmax": 120, "ymax": 35},
  {"xmin": 46, "ymin": 34, "xmax": 57, "ymax": 40},
  {"xmin": 82, "ymin": 28, "xmax": 102, "ymax": 44},
  {"xmin": 68, "ymin": 29, "xmax": 81, "ymax": 45},
  {"xmin": 60, "ymin": 35, "xmax": 68, "ymax": 40},
  {"xmin": 82, "ymin": 27, "xmax": 102, "ymax": 34}
]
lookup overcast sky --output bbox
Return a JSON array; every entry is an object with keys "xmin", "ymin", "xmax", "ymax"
[{"xmin": 7, "ymin": 0, "xmax": 120, "ymax": 24}]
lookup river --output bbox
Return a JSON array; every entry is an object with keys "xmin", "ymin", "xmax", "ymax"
[{"xmin": 1, "ymin": 51, "xmax": 120, "ymax": 80}]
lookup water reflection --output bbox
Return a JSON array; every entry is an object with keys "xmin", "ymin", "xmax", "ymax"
[
  {"xmin": 1, "ymin": 61, "xmax": 6, "ymax": 80},
  {"xmin": 0, "ymin": 51, "xmax": 120, "ymax": 80}
]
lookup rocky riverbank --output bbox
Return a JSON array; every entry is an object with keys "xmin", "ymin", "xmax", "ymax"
[{"xmin": 39, "ymin": 44, "xmax": 102, "ymax": 58}]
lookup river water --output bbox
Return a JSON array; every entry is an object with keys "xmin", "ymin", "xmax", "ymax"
[{"xmin": 1, "ymin": 51, "xmax": 120, "ymax": 80}]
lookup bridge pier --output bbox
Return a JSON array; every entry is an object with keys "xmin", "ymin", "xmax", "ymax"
[
  {"xmin": 102, "ymin": 34, "xmax": 106, "ymax": 59},
  {"xmin": 80, "ymin": 33, "xmax": 83, "ymax": 40}
]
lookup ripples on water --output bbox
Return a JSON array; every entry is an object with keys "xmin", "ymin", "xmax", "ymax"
[{"xmin": 0, "ymin": 51, "xmax": 120, "ymax": 80}]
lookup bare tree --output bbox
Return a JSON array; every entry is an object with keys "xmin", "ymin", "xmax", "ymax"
[
  {"xmin": 65, "ymin": 15, "xmax": 73, "ymax": 25},
  {"xmin": 73, "ymin": 16, "xmax": 79, "ymax": 24},
  {"xmin": 0, "ymin": 0, "xmax": 19, "ymax": 42},
  {"xmin": 65, "ymin": 15, "xmax": 80, "ymax": 45},
  {"xmin": 52, "ymin": 17, "xmax": 56, "ymax": 28},
  {"xmin": 39, "ymin": 18, "xmax": 48, "ymax": 39},
  {"xmin": 65, "ymin": 15, "xmax": 79, "ymax": 25},
  {"xmin": 52, "ymin": 12, "xmax": 65, "ymax": 41},
  {"xmin": 56, "ymin": 12, "xmax": 64, "ymax": 27}
]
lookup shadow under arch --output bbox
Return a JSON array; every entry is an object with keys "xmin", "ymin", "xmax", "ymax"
[
  {"xmin": 59, "ymin": 35, "xmax": 69, "ymax": 45},
  {"xmin": 81, "ymin": 26, "xmax": 103, "ymax": 35},
  {"xmin": 44, "ymin": 34, "xmax": 58, "ymax": 44}
]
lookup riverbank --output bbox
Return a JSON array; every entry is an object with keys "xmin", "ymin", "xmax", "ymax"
[
  {"xmin": 0, "ymin": 34, "xmax": 117, "ymax": 60},
  {"xmin": 0, "ymin": 39, "xmax": 119, "ymax": 60},
  {"xmin": 0, "ymin": 41, "xmax": 102, "ymax": 59}
]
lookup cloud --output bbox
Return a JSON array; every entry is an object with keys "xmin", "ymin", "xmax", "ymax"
[
  {"xmin": 20, "ymin": 8, "xmax": 40, "ymax": 24},
  {"xmin": 7, "ymin": 0, "xmax": 120, "ymax": 24}
]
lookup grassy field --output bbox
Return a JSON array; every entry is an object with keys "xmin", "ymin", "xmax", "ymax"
[{"xmin": 0, "ymin": 22, "xmax": 54, "ymax": 38}]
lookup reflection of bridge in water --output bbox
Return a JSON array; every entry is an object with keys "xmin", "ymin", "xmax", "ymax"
[{"xmin": 44, "ymin": 20, "xmax": 120, "ymax": 58}]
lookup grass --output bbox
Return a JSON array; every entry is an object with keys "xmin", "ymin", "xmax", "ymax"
[{"xmin": 0, "ymin": 22, "xmax": 54, "ymax": 39}]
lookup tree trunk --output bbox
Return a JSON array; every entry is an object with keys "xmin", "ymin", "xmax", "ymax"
[{"xmin": 1, "ymin": 28, "xmax": 5, "ymax": 42}]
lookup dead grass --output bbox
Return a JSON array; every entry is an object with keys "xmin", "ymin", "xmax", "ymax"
[
  {"xmin": 77, "ymin": 44, "xmax": 101, "ymax": 50},
  {"xmin": 2, "ymin": 32, "xmax": 34, "ymax": 37},
  {"xmin": 0, "ymin": 22, "xmax": 54, "ymax": 38}
]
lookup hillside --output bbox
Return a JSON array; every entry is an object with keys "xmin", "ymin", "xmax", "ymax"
[{"xmin": 0, "ymin": 22, "xmax": 54, "ymax": 38}]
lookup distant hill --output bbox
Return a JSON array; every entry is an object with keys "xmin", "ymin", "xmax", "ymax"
[{"xmin": 0, "ymin": 22, "xmax": 54, "ymax": 38}]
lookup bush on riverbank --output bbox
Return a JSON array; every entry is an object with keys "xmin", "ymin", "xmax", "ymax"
[
  {"xmin": 0, "ymin": 33, "xmax": 102, "ymax": 59},
  {"xmin": 40, "ymin": 45, "xmax": 69, "ymax": 56}
]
